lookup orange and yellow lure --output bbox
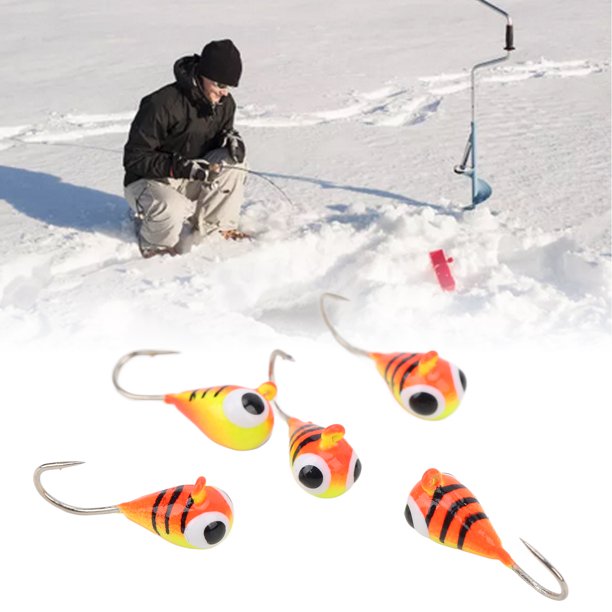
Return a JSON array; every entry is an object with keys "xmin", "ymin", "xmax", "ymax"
[
  {"xmin": 34, "ymin": 461, "xmax": 233, "ymax": 549},
  {"xmin": 269, "ymin": 350, "xmax": 361, "ymax": 498},
  {"xmin": 112, "ymin": 350, "xmax": 277, "ymax": 451},
  {"xmin": 320, "ymin": 293, "xmax": 466, "ymax": 420},
  {"xmin": 405, "ymin": 468, "xmax": 568, "ymax": 600}
]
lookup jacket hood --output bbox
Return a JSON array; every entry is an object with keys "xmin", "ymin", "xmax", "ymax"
[{"xmin": 173, "ymin": 55, "xmax": 214, "ymax": 114}]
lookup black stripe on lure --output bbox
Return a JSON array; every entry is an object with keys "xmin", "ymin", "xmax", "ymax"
[
  {"xmin": 112, "ymin": 350, "xmax": 277, "ymax": 451},
  {"xmin": 404, "ymin": 468, "xmax": 568, "ymax": 600},
  {"xmin": 320, "ymin": 293, "xmax": 466, "ymax": 420},
  {"xmin": 34, "ymin": 462, "xmax": 233, "ymax": 549},
  {"xmin": 268, "ymin": 350, "xmax": 361, "ymax": 498}
]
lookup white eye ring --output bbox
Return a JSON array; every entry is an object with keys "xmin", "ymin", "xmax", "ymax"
[
  {"xmin": 400, "ymin": 385, "xmax": 446, "ymax": 419},
  {"xmin": 450, "ymin": 364, "xmax": 466, "ymax": 401},
  {"xmin": 292, "ymin": 453, "xmax": 332, "ymax": 495},
  {"xmin": 405, "ymin": 495, "xmax": 429, "ymax": 538},
  {"xmin": 184, "ymin": 511, "xmax": 231, "ymax": 549},
  {"xmin": 222, "ymin": 389, "xmax": 270, "ymax": 428},
  {"xmin": 345, "ymin": 451, "xmax": 361, "ymax": 490}
]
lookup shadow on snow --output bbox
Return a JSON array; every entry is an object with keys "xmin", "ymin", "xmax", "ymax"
[
  {"xmin": 256, "ymin": 170, "xmax": 458, "ymax": 221},
  {"xmin": 0, "ymin": 163, "xmax": 458, "ymax": 241},
  {"xmin": 0, "ymin": 165, "xmax": 129, "ymax": 238}
]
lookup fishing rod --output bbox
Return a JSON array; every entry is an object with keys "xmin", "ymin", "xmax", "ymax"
[{"xmin": 15, "ymin": 138, "xmax": 297, "ymax": 207}]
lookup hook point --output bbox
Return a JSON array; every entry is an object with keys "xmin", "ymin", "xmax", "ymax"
[
  {"xmin": 319, "ymin": 292, "xmax": 370, "ymax": 358},
  {"xmin": 511, "ymin": 538, "xmax": 569, "ymax": 600},
  {"xmin": 112, "ymin": 350, "xmax": 176, "ymax": 401},
  {"xmin": 34, "ymin": 461, "xmax": 120, "ymax": 516},
  {"xmin": 321, "ymin": 292, "xmax": 350, "ymax": 304}
]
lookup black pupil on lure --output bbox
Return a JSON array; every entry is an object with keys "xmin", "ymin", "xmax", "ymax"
[
  {"xmin": 409, "ymin": 392, "xmax": 438, "ymax": 416},
  {"xmin": 241, "ymin": 393, "xmax": 265, "ymax": 415},
  {"xmin": 459, "ymin": 370, "xmax": 467, "ymax": 391},
  {"xmin": 354, "ymin": 459, "xmax": 362, "ymax": 482},
  {"xmin": 404, "ymin": 505, "xmax": 414, "ymax": 528},
  {"xmin": 204, "ymin": 521, "xmax": 226, "ymax": 545},
  {"xmin": 299, "ymin": 465, "xmax": 324, "ymax": 489}
]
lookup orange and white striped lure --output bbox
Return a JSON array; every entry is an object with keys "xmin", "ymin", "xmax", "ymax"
[
  {"xmin": 404, "ymin": 468, "xmax": 568, "ymax": 600},
  {"xmin": 113, "ymin": 350, "xmax": 277, "ymax": 451},
  {"xmin": 320, "ymin": 294, "xmax": 466, "ymax": 420},
  {"xmin": 269, "ymin": 350, "xmax": 361, "ymax": 498},
  {"xmin": 34, "ymin": 461, "xmax": 233, "ymax": 550}
]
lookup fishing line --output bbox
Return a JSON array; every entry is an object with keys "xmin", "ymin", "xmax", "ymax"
[
  {"xmin": 224, "ymin": 166, "xmax": 295, "ymax": 208},
  {"xmin": 12, "ymin": 139, "xmax": 296, "ymax": 207}
]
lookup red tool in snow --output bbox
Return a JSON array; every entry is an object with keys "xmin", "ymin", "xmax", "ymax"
[{"xmin": 429, "ymin": 250, "xmax": 456, "ymax": 291}]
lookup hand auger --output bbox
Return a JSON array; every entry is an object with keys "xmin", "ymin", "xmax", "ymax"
[{"xmin": 454, "ymin": 0, "xmax": 515, "ymax": 209}]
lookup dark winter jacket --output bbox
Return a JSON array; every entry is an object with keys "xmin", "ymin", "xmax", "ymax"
[{"xmin": 123, "ymin": 55, "xmax": 236, "ymax": 187}]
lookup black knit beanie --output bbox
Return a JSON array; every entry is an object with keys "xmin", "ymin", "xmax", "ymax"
[{"xmin": 196, "ymin": 39, "xmax": 242, "ymax": 87}]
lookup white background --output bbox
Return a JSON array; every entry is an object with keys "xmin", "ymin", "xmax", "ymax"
[{"xmin": 5, "ymin": 337, "xmax": 612, "ymax": 611}]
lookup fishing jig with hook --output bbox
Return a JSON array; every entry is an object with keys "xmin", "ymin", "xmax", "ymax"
[
  {"xmin": 112, "ymin": 350, "xmax": 277, "ymax": 450},
  {"xmin": 34, "ymin": 461, "xmax": 233, "ymax": 549},
  {"xmin": 404, "ymin": 468, "xmax": 568, "ymax": 600},
  {"xmin": 320, "ymin": 293, "xmax": 466, "ymax": 420},
  {"xmin": 269, "ymin": 350, "xmax": 361, "ymax": 498}
]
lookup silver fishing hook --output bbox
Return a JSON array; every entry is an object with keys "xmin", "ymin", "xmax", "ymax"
[
  {"xmin": 34, "ymin": 461, "xmax": 119, "ymax": 515},
  {"xmin": 320, "ymin": 293, "xmax": 370, "ymax": 358},
  {"xmin": 268, "ymin": 349, "xmax": 294, "ymax": 422},
  {"xmin": 112, "ymin": 350, "xmax": 179, "ymax": 400},
  {"xmin": 511, "ymin": 539, "xmax": 568, "ymax": 600}
]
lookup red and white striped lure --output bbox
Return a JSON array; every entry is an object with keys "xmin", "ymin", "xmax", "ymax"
[{"xmin": 320, "ymin": 293, "xmax": 466, "ymax": 421}]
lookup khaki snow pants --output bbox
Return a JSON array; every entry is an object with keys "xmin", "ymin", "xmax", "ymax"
[{"xmin": 124, "ymin": 148, "xmax": 247, "ymax": 249}]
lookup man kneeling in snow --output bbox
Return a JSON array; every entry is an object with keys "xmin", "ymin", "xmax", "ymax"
[{"xmin": 123, "ymin": 39, "xmax": 249, "ymax": 258}]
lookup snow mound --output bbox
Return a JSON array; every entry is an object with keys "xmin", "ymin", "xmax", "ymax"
[{"xmin": 1, "ymin": 184, "xmax": 608, "ymax": 347}]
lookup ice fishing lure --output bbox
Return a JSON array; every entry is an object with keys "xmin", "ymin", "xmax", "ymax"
[
  {"xmin": 404, "ymin": 468, "xmax": 568, "ymax": 600},
  {"xmin": 320, "ymin": 293, "xmax": 466, "ymax": 420},
  {"xmin": 34, "ymin": 461, "xmax": 233, "ymax": 549},
  {"xmin": 113, "ymin": 350, "xmax": 277, "ymax": 451},
  {"xmin": 269, "ymin": 350, "xmax": 361, "ymax": 498}
]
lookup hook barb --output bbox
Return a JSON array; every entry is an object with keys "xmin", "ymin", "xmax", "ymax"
[
  {"xmin": 34, "ymin": 461, "xmax": 119, "ymax": 516},
  {"xmin": 320, "ymin": 293, "xmax": 370, "ymax": 358},
  {"xmin": 268, "ymin": 350, "xmax": 295, "ymax": 422},
  {"xmin": 511, "ymin": 538, "xmax": 568, "ymax": 600},
  {"xmin": 112, "ymin": 349, "xmax": 179, "ymax": 400}
]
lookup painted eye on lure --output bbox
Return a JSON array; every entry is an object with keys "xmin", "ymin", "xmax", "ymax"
[
  {"xmin": 112, "ymin": 350, "xmax": 277, "ymax": 451},
  {"xmin": 269, "ymin": 350, "xmax": 361, "ymax": 499},
  {"xmin": 34, "ymin": 461, "xmax": 233, "ymax": 550},
  {"xmin": 320, "ymin": 293, "xmax": 466, "ymax": 421},
  {"xmin": 404, "ymin": 468, "xmax": 568, "ymax": 600}
]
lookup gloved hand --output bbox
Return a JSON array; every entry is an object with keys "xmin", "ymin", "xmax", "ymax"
[
  {"xmin": 206, "ymin": 161, "xmax": 223, "ymax": 182},
  {"xmin": 171, "ymin": 155, "xmax": 222, "ymax": 182},
  {"xmin": 221, "ymin": 129, "xmax": 246, "ymax": 163}
]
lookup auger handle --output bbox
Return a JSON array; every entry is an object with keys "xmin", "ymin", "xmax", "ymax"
[
  {"xmin": 505, "ymin": 23, "xmax": 515, "ymax": 51},
  {"xmin": 476, "ymin": 1, "xmax": 515, "ymax": 51}
]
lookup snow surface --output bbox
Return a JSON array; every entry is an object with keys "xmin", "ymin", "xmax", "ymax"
[{"xmin": 1, "ymin": 1, "xmax": 610, "ymax": 611}]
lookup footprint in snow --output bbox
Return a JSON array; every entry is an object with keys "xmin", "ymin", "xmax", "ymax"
[{"xmin": 0, "ymin": 59, "xmax": 605, "ymax": 149}]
